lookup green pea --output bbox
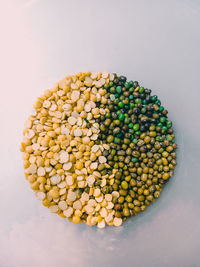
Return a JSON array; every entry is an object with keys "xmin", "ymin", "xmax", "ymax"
[
  {"xmin": 135, "ymin": 98, "xmax": 142, "ymax": 104},
  {"xmin": 126, "ymin": 195, "xmax": 132, "ymax": 202},
  {"xmin": 119, "ymin": 190, "xmax": 127, "ymax": 196},
  {"xmin": 108, "ymin": 81, "xmax": 113, "ymax": 87},
  {"xmin": 118, "ymin": 196, "xmax": 124, "ymax": 204},
  {"xmin": 112, "ymin": 183, "xmax": 118, "ymax": 191},
  {"xmin": 133, "ymin": 123, "xmax": 140, "ymax": 131},
  {"xmin": 117, "ymin": 132, "xmax": 123, "ymax": 138},
  {"xmin": 114, "ymin": 163, "xmax": 118, "ymax": 169},
  {"xmin": 135, "ymin": 131, "xmax": 141, "ymax": 135},
  {"xmin": 130, "ymin": 179, "xmax": 136, "ymax": 187},
  {"xmin": 110, "ymin": 87, "xmax": 116, "ymax": 94},
  {"xmin": 131, "ymin": 157, "xmax": 138, "ymax": 163},
  {"xmin": 141, "ymin": 108, "xmax": 146, "ymax": 113},
  {"xmin": 125, "ymin": 175, "xmax": 131, "ymax": 181},
  {"xmin": 129, "ymin": 129, "xmax": 134, "ymax": 134},
  {"xmin": 115, "ymin": 171, "xmax": 122, "ymax": 179},
  {"xmin": 100, "ymin": 124, "xmax": 106, "ymax": 131},
  {"xmin": 157, "ymin": 122, "xmax": 163, "ymax": 127},
  {"xmin": 128, "ymin": 203, "xmax": 134, "ymax": 209},
  {"xmin": 121, "ymin": 181, "xmax": 128, "ymax": 190},
  {"xmin": 125, "ymin": 82, "xmax": 129, "ymax": 88},
  {"xmin": 118, "ymin": 113, "xmax": 125, "ymax": 121},
  {"xmin": 114, "ymin": 93, "xmax": 119, "ymax": 98},
  {"xmin": 116, "ymin": 86, "xmax": 122, "ymax": 94},
  {"xmin": 128, "ymin": 123, "xmax": 133, "ymax": 128},
  {"xmin": 133, "ymin": 200, "xmax": 140, "ymax": 206},
  {"xmin": 154, "ymin": 191, "xmax": 160, "ymax": 198},
  {"xmin": 111, "ymin": 149, "xmax": 116, "ymax": 155},
  {"xmin": 133, "ymin": 138, "xmax": 138, "ymax": 144},
  {"xmin": 159, "ymin": 106, "xmax": 164, "ymax": 112},
  {"xmin": 118, "ymin": 102, "xmax": 124, "ymax": 108},
  {"xmin": 128, "ymin": 81, "xmax": 134, "ymax": 87},
  {"xmin": 114, "ymin": 99, "xmax": 119, "ymax": 105},
  {"xmin": 129, "ymin": 95, "xmax": 134, "ymax": 100},
  {"xmin": 150, "ymin": 131, "xmax": 156, "ymax": 137},
  {"xmin": 160, "ymin": 117, "xmax": 166, "ymax": 123},
  {"xmin": 129, "ymin": 103, "xmax": 134, "ymax": 109},
  {"xmin": 166, "ymin": 120, "xmax": 172, "ymax": 128},
  {"xmin": 156, "ymin": 99, "xmax": 161, "ymax": 105},
  {"xmin": 104, "ymin": 119, "xmax": 111, "ymax": 126},
  {"xmin": 124, "ymin": 138, "xmax": 130, "ymax": 144},
  {"xmin": 166, "ymin": 134, "xmax": 173, "ymax": 141},
  {"xmin": 124, "ymin": 117, "xmax": 129, "ymax": 124},
  {"xmin": 114, "ymin": 137, "xmax": 121, "ymax": 144},
  {"xmin": 140, "ymin": 205, "xmax": 146, "ymax": 211},
  {"xmin": 130, "ymin": 135, "xmax": 135, "ymax": 140},
  {"xmin": 143, "ymin": 189, "xmax": 149, "ymax": 196},
  {"xmin": 139, "ymin": 87, "xmax": 144, "ymax": 93},
  {"xmin": 113, "ymin": 125, "xmax": 120, "ymax": 133},
  {"xmin": 113, "ymin": 120, "xmax": 120, "ymax": 126},
  {"xmin": 144, "ymin": 136, "xmax": 151, "ymax": 143},
  {"xmin": 151, "ymin": 95, "xmax": 157, "ymax": 102},
  {"xmin": 107, "ymin": 135, "xmax": 114, "ymax": 143},
  {"xmin": 123, "ymin": 208, "xmax": 130, "ymax": 217},
  {"xmin": 129, "ymin": 87, "xmax": 134, "ymax": 92},
  {"xmin": 149, "ymin": 125, "xmax": 155, "ymax": 131},
  {"xmin": 138, "ymin": 188, "xmax": 143, "ymax": 195},
  {"xmin": 166, "ymin": 146, "xmax": 173, "ymax": 152},
  {"xmin": 162, "ymin": 151, "xmax": 169, "ymax": 157}
]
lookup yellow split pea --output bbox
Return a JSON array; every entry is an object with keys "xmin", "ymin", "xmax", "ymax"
[{"xmin": 21, "ymin": 71, "xmax": 121, "ymax": 228}]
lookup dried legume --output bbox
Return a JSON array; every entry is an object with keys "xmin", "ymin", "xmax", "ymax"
[{"xmin": 21, "ymin": 72, "xmax": 177, "ymax": 228}]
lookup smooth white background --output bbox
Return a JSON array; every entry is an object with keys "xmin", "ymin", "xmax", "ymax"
[{"xmin": 0, "ymin": 0, "xmax": 200, "ymax": 266}]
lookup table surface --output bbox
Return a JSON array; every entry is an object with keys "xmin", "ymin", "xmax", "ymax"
[{"xmin": 0, "ymin": 0, "xmax": 200, "ymax": 266}]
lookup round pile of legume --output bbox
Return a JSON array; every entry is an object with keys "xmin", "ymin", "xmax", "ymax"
[{"xmin": 20, "ymin": 72, "xmax": 177, "ymax": 228}]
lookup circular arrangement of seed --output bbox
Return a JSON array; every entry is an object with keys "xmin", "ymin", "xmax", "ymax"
[{"xmin": 20, "ymin": 72, "xmax": 177, "ymax": 228}]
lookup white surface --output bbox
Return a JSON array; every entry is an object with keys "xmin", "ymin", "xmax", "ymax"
[{"xmin": 0, "ymin": 0, "xmax": 200, "ymax": 266}]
